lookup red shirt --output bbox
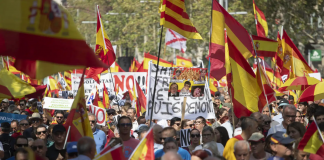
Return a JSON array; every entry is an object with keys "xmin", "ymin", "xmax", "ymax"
[{"xmin": 11, "ymin": 131, "xmax": 22, "ymax": 139}]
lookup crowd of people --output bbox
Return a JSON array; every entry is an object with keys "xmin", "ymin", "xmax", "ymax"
[{"xmin": 0, "ymin": 88, "xmax": 323, "ymax": 160}]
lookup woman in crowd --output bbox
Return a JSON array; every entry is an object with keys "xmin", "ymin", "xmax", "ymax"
[
  {"xmin": 163, "ymin": 137, "xmax": 178, "ymax": 153},
  {"xmin": 181, "ymin": 119, "xmax": 194, "ymax": 130},
  {"xmin": 203, "ymin": 141, "xmax": 220, "ymax": 157},
  {"xmin": 297, "ymin": 102, "xmax": 308, "ymax": 115},
  {"xmin": 199, "ymin": 126, "xmax": 223, "ymax": 155},
  {"xmin": 188, "ymin": 129, "xmax": 200, "ymax": 153},
  {"xmin": 287, "ymin": 122, "xmax": 306, "ymax": 140},
  {"xmin": 216, "ymin": 108, "xmax": 228, "ymax": 125},
  {"xmin": 295, "ymin": 111, "xmax": 306, "ymax": 126},
  {"xmin": 293, "ymin": 138, "xmax": 310, "ymax": 160},
  {"xmin": 213, "ymin": 126, "xmax": 229, "ymax": 148}
]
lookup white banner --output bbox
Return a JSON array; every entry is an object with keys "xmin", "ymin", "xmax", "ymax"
[
  {"xmin": 71, "ymin": 72, "xmax": 146, "ymax": 97},
  {"xmin": 43, "ymin": 97, "xmax": 74, "ymax": 110},
  {"xmin": 88, "ymin": 105, "xmax": 106, "ymax": 126},
  {"xmin": 145, "ymin": 62, "xmax": 215, "ymax": 120}
]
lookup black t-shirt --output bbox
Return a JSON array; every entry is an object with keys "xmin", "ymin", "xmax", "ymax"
[{"xmin": 46, "ymin": 143, "xmax": 66, "ymax": 160}]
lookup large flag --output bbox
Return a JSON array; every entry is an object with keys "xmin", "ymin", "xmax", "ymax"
[
  {"xmin": 208, "ymin": 0, "xmax": 254, "ymax": 80},
  {"xmin": 143, "ymin": 53, "xmax": 173, "ymax": 71},
  {"xmin": 252, "ymin": 35, "xmax": 277, "ymax": 57},
  {"xmin": 129, "ymin": 58, "xmax": 140, "ymax": 72},
  {"xmin": 159, "ymin": 0, "xmax": 202, "ymax": 39},
  {"xmin": 228, "ymin": 38, "xmax": 262, "ymax": 117},
  {"xmin": 86, "ymin": 6, "xmax": 116, "ymax": 83},
  {"xmin": 94, "ymin": 144, "xmax": 125, "ymax": 160},
  {"xmin": 165, "ymin": 29, "xmax": 187, "ymax": 53},
  {"xmin": 278, "ymin": 30, "xmax": 313, "ymax": 76},
  {"xmin": 253, "ymin": 0, "xmax": 268, "ymax": 37},
  {"xmin": 64, "ymin": 70, "xmax": 72, "ymax": 90},
  {"xmin": 2, "ymin": 57, "xmax": 20, "ymax": 75},
  {"xmin": 256, "ymin": 63, "xmax": 276, "ymax": 104},
  {"xmin": 129, "ymin": 125, "xmax": 154, "ymax": 160},
  {"xmin": 64, "ymin": 69, "xmax": 94, "ymax": 142},
  {"xmin": 0, "ymin": 0, "xmax": 108, "ymax": 79},
  {"xmin": 298, "ymin": 122, "xmax": 324, "ymax": 156},
  {"xmin": 266, "ymin": 69, "xmax": 283, "ymax": 89},
  {"xmin": 102, "ymin": 83, "xmax": 110, "ymax": 109},
  {"xmin": 0, "ymin": 69, "xmax": 36, "ymax": 99},
  {"xmin": 176, "ymin": 56, "xmax": 193, "ymax": 68},
  {"xmin": 48, "ymin": 76, "xmax": 59, "ymax": 93}
]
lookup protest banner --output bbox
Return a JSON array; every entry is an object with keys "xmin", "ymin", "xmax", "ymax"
[
  {"xmin": 88, "ymin": 105, "xmax": 107, "ymax": 126},
  {"xmin": 37, "ymin": 102, "xmax": 43, "ymax": 115},
  {"xmin": 0, "ymin": 113, "xmax": 27, "ymax": 123},
  {"xmin": 179, "ymin": 129, "xmax": 191, "ymax": 147},
  {"xmin": 71, "ymin": 72, "xmax": 146, "ymax": 97},
  {"xmin": 43, "ymin": 97, "xmax": 74, "ymax": 110},
  {"xmin": 145, "ymin": 61, "xmax": 215, "ymax": 120}
]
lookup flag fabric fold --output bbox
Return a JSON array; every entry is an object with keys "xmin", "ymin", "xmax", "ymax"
[
  {"xmin": 253, "ymin": 0, "xmax": 268, "ymax": 37},
  {"xmin": 94, "ymin": 144, "xmax": 125, "ymax": 160},
  {"xmin": 176, "ymin": 56, "xmax": 193, "ymax": 68},
  {"xmin": 252, "ymin": 35, "xmax": 277, "ymax": 57},
  {"xmin": 165, "ymin": 28, "xmax": 187, "ymax": 53},
  {"xmin": 135, "ymin": 79, "xmax": 146, "ymax": 115},
  {"xmin": 143, "ymin": 53, "xmax": 173, "ymax": 71},
  {"xmin": 298, "ymin": 122, "xmax": 324, "ymax": 156},
  {"xmin": 102, "ymin": 83, "xmax": 110, "ymax": 109},
  {"xmin": 129, "ymin": 125, "xmax": 155, "ymax": 160}
]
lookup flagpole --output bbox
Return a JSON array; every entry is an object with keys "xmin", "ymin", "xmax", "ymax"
[
  {"xmin": 6, "ymin": 56, "xmax": 9, "ymax": 70},
  {"xmin": 149, "ymin": 25, "xmax": 164, "ymax": 126},
  {"xmin": 63, "ymin": 126, "xmax": 71, "ymax": 149},
  {"xmin": 272, "ymin": 54, "xmax": 277, "ymax": 89}
]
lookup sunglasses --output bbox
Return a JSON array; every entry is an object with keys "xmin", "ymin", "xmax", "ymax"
[
  {"xmin": 20, "ymin": 104, "xmax": 25, "ymax": 106},
  {"xmin": 264, "ymin": 121, "xmax": 271, "ymax": 125},
  {"xmin": 250, "ymin": 141, "xmax": 263, "ymax": 145},
  {"xmin": 195, "ymin": 121, "xmax": 202, "ymax": 124},
  {"xmin": 191, "ymin": 134, "xmax": 200, "ymax": 138},
  {"xmin": 160, "ymin": 137, "xmax": 172, "ymax": 141},
  {"xmin": 31, "ymin": 145, "xmax": 44, "ymax": 150},
  {"xmin": 119, "ymin": 123, "xmax": 132, "ymax": 127},
  {"xmin": 108, "ymin": 113, "xmax": 115, "ymax": 116},
  {"xmin": 174, "ymin": 123, "xmax": 181, "ymax": 126},
  {"xmin": 32, "ymin": 120, "xmax": 39, "ymax": 123},
  {"xmin": 37, "ymin": 131, "xmax": 47, "ymax": 135},
  {"xmin": 20, "ymin": 123, "xmax": 29, "ymax": 126},
  {"xmin": 202, "ymin": 134, "xmax": 211, "ymax": 137},
  {"xmin": 56, "ymin": 116, "xmax": 63, "ymax": 119},
  {"xmin": 187, "ymin": 124, "xmax": 194, "ymax": 127},
  {"xmin": 90, "ymin": 121, "xmax": 96, "ymax": 124},
  {"xmin": 16, "ymin": 144, "xmax": 28, "ymax": 147}
]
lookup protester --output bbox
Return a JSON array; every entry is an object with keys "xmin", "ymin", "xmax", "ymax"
[
  {"xmin": 46, "ymin": 124, "xmax": 67, "ymax": 160},
  {"xmin": 19, "ymin": 120, "xmax": 29, "ymax": 136},
  {"xmin": 250, "ymin": 112, "xmax": 264, "ymax": 129},
  {"xmin": 127, "ymin": 108, "xmax": 138, "ymax": 131},
  {"xmin": 88, "ymin": 113, "xmax": 106, "ymax": 153},
  {"xmin": 7, "ymin": 135, "xmax": 28, "ymax": 160},
  {"xmin": 195, "ymin": 116, "xmax": 206, "ymax": 134},
  {"xmin": 24, "ymin": 113, "xmax": 43, "ymax": 139},
  {"xmin": 137, "ymin": 116, "xmax": 146, "ymax": 125},
  {"xmin": 293, "ymin": 138, "xmax": 310, "ymax": 160},
  {"xmin": 161, "ymin": 151, "xmax": 183, "ymax": 160},
  {"xmin": 170, "ymin": 117, "xmax": 181, "ymax": 131},
  {"xmin": 25, "ymin": 101, "xmax": 38, "ymax": 115},
  {"xmin": 248, "ymin": 132, "xmax": 271, "ymax": 160},
  {"xmin": 297, "ymin": 102, "xmax": 308, "ymax": 115},
  {"xmin": 262, "ymin": 114, "xmax": 271, "ymax": 137},
  {"xmin": 138, "ymin": 125, "xmax": 149, "ymax": 141},
  {"xmin": 107, "ymin": 109, "xmax": 116, "ymax": 124},
  {"xmin": 7, "ymin": 104, "xmax": 17, "ymax": 113},
  {"xmin": 203, "ymin": 141, "xmax": 220, "ymax": 157},
  {"xmin": 272, "ymin": 99, "xmax": 290, "ymax": 123},
  {"xmin": 1, "ymin": 99, "xmax": 9, "ymax": 112},
  {"xmin": 153, "ymin": 124, "xmax": 163, "ymax": 152},
  {"xmin": 14, "ymin": 148, "xmax": 28, "ymax": 160},
  {"xmin": 268, "ymin": 131, "xmax": 294, "ymax": 160},
  {"xmin": 53, "ymin": 111, "xmax": 65, "ymax": 125},
  {"xmin": 224, "ymin": 95, "xmax": 231, "ymax": 103},
  {"xmin": 288, "ymin": 95, "xmax": 295, "ymax": 105},
  {"xmin": 0, "ymin": 122, "xmax": 15, "ymax": 159},
  {"xmin": 68, "ymin": 137, "xmax": 96, "ymax": 160},
  {"xmin": 117, "ymin": 116, "xmax": 139, "ymax": 158},
  {"xmin": 268, "ymin": 105, "xmax": 297, "ymax": 136},
  {"xmin": 191, "ymin": 150, "xmax": 210, "ymax": 160},
  {"xmin": 233, "ymin": 140, "xmax": 251, "ymax": 160},
  {"xmin": 200, "ymin": 126, "xmax": 224, "ymax": 155},
  {"xmin": 286, "ymin": 122, "xmax": 306, "ymax": 140},
  {"xmin": 181, "ymin": 119, "xmax": 194, "ymax": 130},
  {"xmin": 213, "ymin": 126, "xmax": 229, "ymax": 148},
  {"xmin": 188, "ymin": 129, "xmax": 200, "ymax": 153},
  {"xmin": 262, "ymin": 106, "xmax": 270, "ymax": 117},
  {"xmin": 163, "ymin": 137, "xmax": 178, "ymax": 153},
  {"xmin": 10, "ymin": 120, "xmax": 20, "ymax": 138},
  {"xmin": 314, "ymin": 108, "xmax": 324, "ymax": 124},
  {"xmin": 32, "ymin": 139, "xmax": 48, "ymax": 160},
  {"xmin": 222, "ymin": 108, "xmax": 236, "ymax": 138},
  {"xmin": 216, "ymin": 108, "xmax": 228, "ymax": 125},
  {"xmin": 65, "ymin": 142, "xmax": 78, "ymax": 159},
  {"xmin": 35, "ymin": 124, "xmax": 54, "ymax": 147}
]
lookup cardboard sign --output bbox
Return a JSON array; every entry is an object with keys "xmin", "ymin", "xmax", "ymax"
[
  {"xmin": 43, "ymin": 97, "xmax": 74, "ymax": 110},
  {"xmin": 179, "ymin": 129, "xmax": 191, "ymax": 147},
  {"xmin": 145, "ymin": 62, "xmax": 215, "ymax": 120},
  {"xmin": 71, "ymin": 72, "xmax": 146, "ymax": 97},
  {"xmin": 37, "ymin": 102, "xmax": 43, "ymax": 115},
  {"xmin": 88, "ymin": 105, "xmax": 106, "ymax": 126},
  {"xmin": 0, "ymin": 113, "xmax": 27, "ymax": 123}
]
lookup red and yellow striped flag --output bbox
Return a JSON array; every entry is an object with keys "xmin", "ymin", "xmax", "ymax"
[
  {"xmin": 0, "ymin": 0, "xmax": 109, "ymax": 79},
  {"xmin": 253, "ymin": 0, "xmax": 268, "ymax": 37},
  {"xmin": 129, "ymin": 125, "xmax": 154, "ymax": 160},
  {"xmin": 252, "ymin": 35, "xmax": 277, "ymax": 57},
  {"xmin": 159, "ymin": 0, "xmax": 202, "ymax": 39},
  {"xmin": 2, "ymin": 57, "xmax": 20, "ymax": 75},
  {"xmin": 208, "ymin": 0, "xmax": 254, "ymax": 81},
  {"xmin": 135, "ymin": 79, "xmax": 146, "ymax": 115},
  {"xmin": 143, "ymin": 53, "xmax": 173, "ymax": 71},
  {"xmin": 86, "ymin": 6, "xmax": 116, "ymax": 83},
  {"xmin": 129, "ymin": 58, "xmax": 140, "ymax": 72},
  {"xmin": 94, "ymin": 145, "xmax": 125, "ymax": 160},
  {"xmin": 176, "ymin": 56, "xmax": 193, "ymax": 68},
  {"xmin": 102, "ymin": 83, "xmax": 110, "ymax": 109},
  {"xmin": 64, "ymin": 70, "xmax": 72, "ymax": 90},
  {"xmin": 256, "ymin": 63, "xmax": 277, "ymax": 104},
  {"xmin": 298, "ymin": 122, "xmax": 324, "ymax": 156},
  {"xmin": 48, "ymin": 76, "xmax": 59, "ymax": 93}
]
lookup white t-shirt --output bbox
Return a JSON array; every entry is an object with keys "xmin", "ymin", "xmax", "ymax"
[
  {"xmin": 267, "ymin": 123, "xmax": 286, "ymax": 137},
  {"xmin": 221, "ymin": 121, "xmax": 233, "ymax": 138}
]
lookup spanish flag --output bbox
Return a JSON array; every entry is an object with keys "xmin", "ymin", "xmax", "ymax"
[
  {"xmin": 298, "ymin": 122, "xmax": 324, "ymax": 156},
  {"xmin": 135, "ymin": 79, "xmax": 146, "ymax": 115},
  {"xmin": 256, "ymin": 63, "xmax": 276, "ymax": 104},
  {"xmin": 143, "ymin": 53, "xmax": 173, "ymax": 71},
  {"xmin": 265, "ymin": 69, "xmax": 283, "ymax": 89},
  {"xmin": 64, "ymin": 70, "xmax": 72, "ymax": 90},
  {"xmin": 159, "ymin": 0, "xmax": 202, "ymax": 39},
  {"xmin": 253, "ymin": 0, "xmax": 268, "ymax": 37},
  {"xmin": 176, "ymin": 56, "xmax": 193, "ymax": 68},
  {"xmin": 252, "ymin": 35, "xmax": 277, "ymax": 57},
  {"xmin": 48, "ymin": 76, "xmax": 59, "ymax": 93},
  {"xmin": 129, "ymin": 125, "xmax": 155, "ymax": 160},
  {"xmin": 0, "ymin": 0, "xmax": 108, "ymax": 79},
  {"xmin": 2, "ymin": 57, "xmax": 20, "ymax": 75},
  {"xmin": 129, "ymin": 58, "xmax": 140, "ymax": 72},
  {"xmin": 94, "ymin": 144, "xmax": 125, "ymax": 160},
  {"xmin": 93, "ymin": 87, "xmax": 105, "ymax": 109},
  {"xmin": 208, "ymin": 0, "xmax": 254, "ymax": 81},
  {"xmin": 102, "ymin": 83, "xmax": 110, "ymax": 109},
  {"xmin": 64, "ymin": 69, "xmax": 94, "ymax": 142},
  {"xmin": 0, "ymin": 69, "xmax": 36, "ymax": 99},
  {"xmin": 86, "ymin": 6, "xmax": 116, "ymax": 83}
]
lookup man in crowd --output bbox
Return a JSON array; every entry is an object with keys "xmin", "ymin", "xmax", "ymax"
[
  {"xmin": 272, "ymin": 99, "xmax": 290, "ymax": 124},
  {"xmin": 0, "ymin": 122, "xmax": 15, "ymax": 159},
  {"xmin": 161, "ymin": 151, "xmax": 183, "ymax": 160},
  {"xmin": 314, "ymin": 108, "xmax": 324, "ymax": 124},
  {"xmin": 267, "ymin": 105, "xmax": 296, "ymax": 136},
  {"xmin": 222, "ymin": 108, "xmax": 237, "ymax": 138},
  {"xmin": 35, "ymin": 124, "xmax": 53, "ymax": 147},
  {"xmin": 117, "ymin": 116, "xmax": 139, "ymax": 158},
  {"xmin": 46, "ymin": 124, "xmax": 67, "ymax": 160},
  {"xmin": 214, "ymin": 98, "xmax": 222, "ymax": 109},
  {"xmin": 170, "ymin": 117, "xmax": 181, "ymax": 131},
  {"xmin": 168, "ymin": 83, "xmax": 179, "ymax": 97},
  {"xmin": 19, "ymin": 120, "xmax": 29, "ymax": 137},
  {"xmin": 223, "ymin": 117, "xmax": 259, "ymax": 160},
  {"xmin": 224, "ymin": 95, "xmax": 231, "ymax": 103},
  {"xmin": 66, "ymin": 142, "xmax": 78, "ymax": 159},
  {"xmin": 127, "ymin": 108, "xmax": 138, "ymax": 131},
  {"xmin": 195, "ymin": 116, "xmax": 206, "ymax": 134},
  {"xmin": 1, "ymin": 99, "xmax": 9, "ymax": 112},
  {"xmin": 288, "ymin": 95, "xmax": 295, "ymax": 105},
  {"xmin": 70, "ymin": 137, "xmax": 96, "ymax": 160},
  {"xmin": 24, "ymin": 113, "xmax": 42, "ymax": 139},
  {"xmin": 155, "ymin": 127, "xmax": 190, "ymax": 159},
  {"xmin": 153, "ymin": 124, "xmax": 163, "ymax": 152},
  {"xmin": 25, "ymin": 101, "xmax": 38, "ymax": 115},
  {"xmin": 107, "ymin": 109, "xmax": 117, "ymax": 125},
  {"xmin": 248, "ymin": 132, "xmax": 271, "ymax": 160},
  {"xmin": 10, "ymin": 120, "xmax": 20, "ymax": 138},
  {"xmin": 53, "ymin": 111, "xmax": 66, "ymax": 125},
  {"xmin": 250, "ymin": 112, "xmax": 264, "ymax": 129},
  {"xmin": 283, "ymin": 94, "xmax": 288, "ymax": 100},
  {"xmin": 32, "ymin": 139, "xmax": 48, "ymax": 160},
  {"xmin": 138, "ymin": 125, "xmax": 149, "ymax": 141},
  {"xmin": 88, "ymin": 113, "xmax": 106, "ymax": 153},
  {"xmin": 234, "ymin": 140, "xmax": 251, "ymax": 160},
  {"xmin": 18, "ymin": 100, "xmax": 27, "ymax": 113},
  {"xmin": 7, "ymin": 135, "xmax": 28, "ymax": 160},
  {"xmin": 137, "ymin": 116, "xmax": 146, "ymax": 125},
  {"xmin": 268, "ymin": 132, "xmax": 294, "ymax": 160}
]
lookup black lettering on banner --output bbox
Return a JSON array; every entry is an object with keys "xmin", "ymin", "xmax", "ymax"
[
  {"xmin": 152, "ymin": 64, "xmax": 158, "ymax": 72},
  {"xmin": 201, "ymin": 102, "xmax": 207, "ymax": 112},
  {"xmin": 172, "ymin": 102, "xmax": 181, "ymax": 113},
  {"xmin": 156, "ymin": 89, "xmax": 164, "ymax": 100},
  {"xmin": 180, "ymin": 129, "xmax": 191, "ymax": 147},
  {"xmin": 162, "ymin": 77, "xmax": 169, "ymax": 87},
  {"xmin": 142, "ymin": 76, "xmax": 145, "ymax": 86},
  {"xmin": 154, "ymin": 101, "xmax": 161, "ymax": 114},
  {"xmin": 207, "ymin": 100, "xmax": 212, "ymax": 113},
  {"xmin": 161, "ymin": 102, "xmax": 172, "ymax": 115},
  {"xmin": 159, "ymin": 66, "xmax": 168, "ymax": 75},
  {"xmin": 187, "ymin": 102, "xmax": 195, "ymax": 114}
]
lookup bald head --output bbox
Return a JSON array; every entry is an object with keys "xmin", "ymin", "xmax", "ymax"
[
  {"xmin": 77, "ymin": 136, "xmax": 96, "ymax": 157},
  {"xmin": 153, "ymin": 124, "xmax": 163, "ymax": 143},
  {"xmin": 234, "ymin": 140, "xmax": 250, "ymax": 160},
  {"xmin": 250, "ymin": 112, "xmax": 263, "ymax": 126},
  {"xmin": 161, "ymin": 151, "xmax": 183, "ymax": 160}
]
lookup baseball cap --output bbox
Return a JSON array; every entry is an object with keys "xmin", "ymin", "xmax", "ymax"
[
  {"xmin": 278, "ymin": 99, "xmax": 289, "ymax": 107},
  {"xmin": 52, "ymin": 124, "xmax": 66, "ymax": 133},
  {"xmin": 2, "ymin": 99, "xmax": 9, "ymax": 103},
  {"xmin": 248, "ymin": 132, "xmax": 264, "ymax": 142},
  {"xmin": 270, "ymin": 131, "xmax": 294, "ymax": 145},
  {"xmin": 13, "ymin": 110, "xmax": 20, "ymax": 114},
  {"xmin": 66, "ymin": 142, "xmax": 78, "ymax": 154}
]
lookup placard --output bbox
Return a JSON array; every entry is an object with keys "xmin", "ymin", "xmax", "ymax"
[
  {"xmin": 179, "ymin": 129, "xmax": 191, "ymax": 147},
  {"xmin": 0, "ymin": 113, "xmax": 27, "ymax": 123},
  {"xmin": 37, "ymin": 102, "xmax": 43, "ymax": 115},
  {"xmin": 88, "ymin": 105, "xmax": 106, "ymax": 126},
  {"xmin": 43, "ymin": 97, "xmax": 74, "ymax": 110}
]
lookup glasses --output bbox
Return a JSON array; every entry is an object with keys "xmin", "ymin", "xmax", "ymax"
[
  {"xmin": 160, "ymin": 137, "xmax": 172, "ymax": 141},
  {"xmin": 90, "ymin": 121, "xmax": 96, "ymax": 124},
  {"xmin": 250, "ymin": 141, "xmax": 263, "ymax": 145},
  {"xmin": 195, "ymin": 121, "xmax": 202, "ymax": 124},
  {"xmin": 31, "ymin": 145, "xmax": 44, "ymax": 151},
  {"xmin": 264, "ymin": 121, "xmax": 271, "ymax": 125},
  {"xmin": 20, "ymin": 104, "xmax": 25, "ymax": 106},
  {"xmin": 20, "ymin": 123, "xmax": 29, "ymax": 126},
  {"xmin": 191, "ymin": 134, "xmax": 200, "ymax": 138},
  {"xmin": 175, "ymin": 123, "xmax": 181, "ymax": 126},
  {"xmin": 56, "ymin": 116, "xmax": 63, "ymax": 119},
  {"xmin": 16, "ymin": 144, "xmax": 28, "ymax": 147},
  {"xmin": 32, "ymin": 120, "xmax": 39, "ymax": 124},
  {"xmin": 37, "ymin": 131, "xmax": 47, "ymax": 135},
  {"xmin": 108, "ymin": 113, "xmax": 115, "ymax": 116},
  {"xmin": 187, "ymin": 124, "xmax": 194, "ymax": 127},
  {"xmin": 119, "ymin": 123, "xmax": 132, "ymax": 127},
  {"xmin": 263, "ymin": 110, "xmax": 269, "ymax": 112},
  {"xmin": 202, "ymin": 134, "xmax": 211, "ymax": 137}
]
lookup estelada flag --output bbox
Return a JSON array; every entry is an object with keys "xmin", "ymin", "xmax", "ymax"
[
  {"xmin": 143, "ymin": 53, "xmax": 173, "ymax": 71},
  {"xmin": 207, "ymin": 0, "xmax": 254, "ymax": 81},
  {"xmin": 64, "ymin": 69, "xmax": 94, "ymax": 142},
  {"xmin": 86, "ymin": 6, "xmax": 116, "ymax": 83},
  {"xmin": 176, "ymin": 56, "xmax": 193, "ymax": 68},
  {"xmin": 129, "ymin": 125, "xmax": 154, "ymax": 160},
  {"xmin": 298, "ymin": 122, "xmax": 324, "ymax": 156},
  {"xmin": 253, "ymin": 0, "xmax": 268, "ymax": 37},
  {"xmin": 94, "ymin": 144, "xmax": 125, "ymax": 160},
  {"xmin": 0, "ymin": 68, "xmax": 36, "ymax": 99},
  {"xmin": 160, "ymin": 0, "xmax": 202, "ymax": 39},
  {"xmin": 252, "ymin": 35, "xmax": 277, "ymax": 57},
  {"xmin": 0, "ymin": 0, "xmax": 108, "ymax": 79}
]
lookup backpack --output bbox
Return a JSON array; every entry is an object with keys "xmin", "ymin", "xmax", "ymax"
[{"xmin": 0, "ymin": 136, "xmax": 13, "ymax": 160}]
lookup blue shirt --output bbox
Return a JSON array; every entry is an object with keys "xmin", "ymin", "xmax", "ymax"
[
  {"xmin": 93, "ymin": 128, "xmax": 106, "ymax": 153},
  {"xmin": 267, "ymin": 156, "xmax": 285, "ymax": 160},
  {"xmin": 154, "ymin": 147, "xmax": 191, "ymax": 160}
]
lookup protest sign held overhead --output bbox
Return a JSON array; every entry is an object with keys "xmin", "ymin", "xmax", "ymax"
[
  {"xmin": 179, "ymin": 129, "xmax": 191, "ymax": 147},
  {"xmin": 88, "ymin": 104, "xmax": 107, "ymax": 126},
  {"xmin": 43, "ymin": 97, "xmax": 74, "ymax": 110}
]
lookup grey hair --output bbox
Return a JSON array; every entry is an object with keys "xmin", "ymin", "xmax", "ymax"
[
  {"xmin": 77, "ymin": 136, "xmax": 96, "ymax": 155},
  {"xmin": 88, "ymin": 113, "xmax": 96, "ymax": 121},
  {"xmin": 234, "ymin": 140, "xmax": 250, "ymax": 152},
  {"xmin": 202, "ymin": 126, "xmax": 214, "ymax": 136},
  {"xmin": 283, "ymin": 104, "xmax": 297, "ymax": 113},
  {"xmin": 203, "ymin": 141, "xmax": 220, "ymax": 157},
  {"xmin": 7, "ymin": 104, "xmax": 17, "ymax": 113}
]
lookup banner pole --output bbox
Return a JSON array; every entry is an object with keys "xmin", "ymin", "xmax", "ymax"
[{"xmin": 149, "ymin": 25, "xmax": 164, "ymax": 127}]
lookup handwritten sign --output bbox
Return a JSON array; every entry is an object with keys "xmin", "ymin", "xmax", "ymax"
[
  {"xmin": 43, "ymin": 97, "xmax": 74, "ymax": 110},
  {"xmin": 88, "ymin": 105, "xmax": 106, "ymax": 126},
  {"xmin": 180, "ymin": 129, "xmax": 191, "ymax": 147}
]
